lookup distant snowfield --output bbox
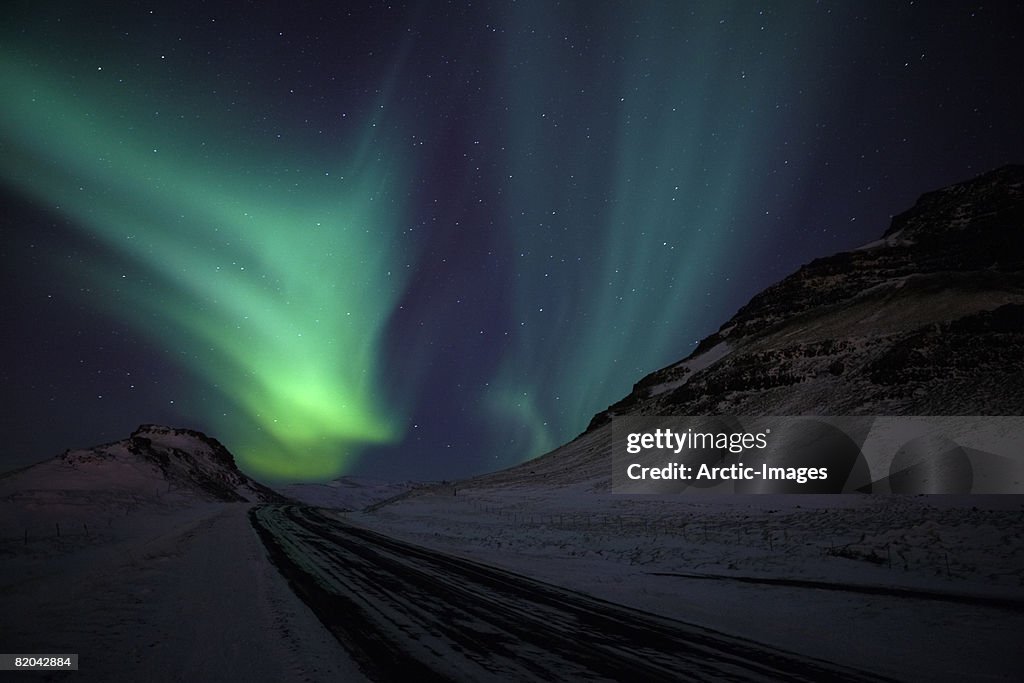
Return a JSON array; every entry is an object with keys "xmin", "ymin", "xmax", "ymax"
[
  {"xmin": 275, "ymin": 476, "xmax": 418, "ymax": 510},
  {"xmin": 0, "ymin": 500, "xmax": 364, "ymax": 682},
  {"xmin": 348, "ymin": 487, "xmax": 1024, "ymax": 682}
]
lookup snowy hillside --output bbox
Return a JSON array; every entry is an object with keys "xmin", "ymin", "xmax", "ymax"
[
  {"xmin": 0, "ymin": 424, "xmax": 286, "ymax": 547},
  {"xmin": 0, "ymin": 424, "xmax": 285, "ymax": 505}
]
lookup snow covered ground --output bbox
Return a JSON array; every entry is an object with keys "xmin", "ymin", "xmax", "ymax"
[
  {"xmin": 347, "ymin": 486, "xmax": 1024, "ymax": 681},
  {"xmin": 0, "ymin": 496, "xmax": 364, "ymax": 682},
  {"xmin": 274, "ymin": 476, "xmax": 420, "ymax": 510}
]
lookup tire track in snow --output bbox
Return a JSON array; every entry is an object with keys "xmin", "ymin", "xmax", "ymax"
[{"xmin": 252, "ymin": 505, "xmax": 892, "ymax": 682}]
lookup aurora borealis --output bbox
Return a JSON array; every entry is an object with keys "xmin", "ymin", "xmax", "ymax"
[
  {"xmin": 0, "ymin": 54, "xmax": 411, "ymax": 478},
  {"xmin": 2, "ymin": 2, "xmax": 1022, "ymax": 480}
]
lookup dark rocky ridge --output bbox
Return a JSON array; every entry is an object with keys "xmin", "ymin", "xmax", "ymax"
[{"xmin": 589, "ymin": 164, "xmax": 1024, "ymax": 425}]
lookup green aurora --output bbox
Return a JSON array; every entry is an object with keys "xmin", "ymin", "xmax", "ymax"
[
  {"xmin": 483, "ymin": 3, "xmax": 829, "ymax": 458},
  {"xmin": 0, "ymin": 56, "xmax": 411, "ymax": 478}
]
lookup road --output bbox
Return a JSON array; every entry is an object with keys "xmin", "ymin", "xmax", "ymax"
[{"xmin": 250, "ymin": 505, "xmax": 890, "ymax": 682}]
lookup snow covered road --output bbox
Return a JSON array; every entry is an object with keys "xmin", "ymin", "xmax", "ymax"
[{"xmin": 251, "ymin": 505, "xmax": 890, "ymax": 682}]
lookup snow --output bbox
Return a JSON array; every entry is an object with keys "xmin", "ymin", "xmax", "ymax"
[
  {"xmin": 0, "ymin": 426, "xmax": 279, "ymax": 507},
  {"xmin": 348, "ymin": 486, "xmax": 1024, "ymax": 682},
  {"xmin": 0, "ymin": 499, "xmax": 364, "ymax": 682},
  {"xmin": 853, "ymin": 232, "xmax": 916, "ymax": 251},
  {"xmin": 275, "ymin": 476, "xmax": 419, "ymax": 510},
  {"xmin": 649, "ymin": 341, "xmax": 732, "ymax": 396}
]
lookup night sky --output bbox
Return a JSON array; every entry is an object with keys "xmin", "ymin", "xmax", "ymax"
[{"xmin": 1, "ymin": 1, "xmax": 1021, "ymax": 481}]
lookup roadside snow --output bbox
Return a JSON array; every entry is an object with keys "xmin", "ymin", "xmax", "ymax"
[
  {"xmin": 0, "ymin": 500, "xmax": 364, "ymax": 682},
  {"xmin": 349, "ymin": 488, "xmax": 1024, "ymax": 682}
]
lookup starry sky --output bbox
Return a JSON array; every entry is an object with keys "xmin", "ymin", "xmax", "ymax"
[{"xmin": 1, "ymin": 1, "xmax": 1022, "ymax": 481}]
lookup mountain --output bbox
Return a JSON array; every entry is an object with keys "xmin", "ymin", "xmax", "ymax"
[
  {"xmin": 471, "ymin": 165, "xmax": 1024, "ymax": 489},
  {"xmin": 0, "ymin": 424, "xmax": 286, "ymax": 505}
]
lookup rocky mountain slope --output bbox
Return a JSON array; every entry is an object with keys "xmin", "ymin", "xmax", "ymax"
[
  {"xmin": 593, "ymin": 164, "xmax": 1024, "ymax": 422},
  {"xmin": 470, "ymin": 165, "xmax": 1024, "ymax": 489}
]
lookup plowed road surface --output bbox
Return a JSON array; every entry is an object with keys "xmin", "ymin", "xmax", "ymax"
[{"xmin": 251, "ymin": 505, "xmax": 888, "ymax": 682}]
